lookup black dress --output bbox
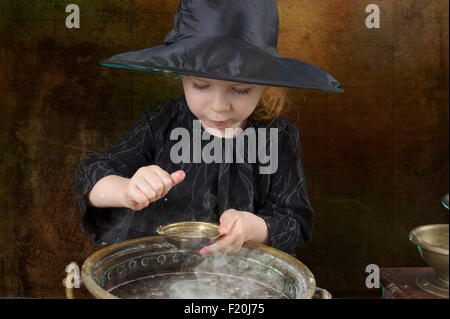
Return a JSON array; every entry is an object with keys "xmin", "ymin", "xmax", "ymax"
[{"xmin": 73, "ymin": 95, "xmax": 314, "ymax": 256}]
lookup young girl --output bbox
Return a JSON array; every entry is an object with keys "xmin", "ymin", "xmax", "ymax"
[{"xmin": 74, "ymin": 0, "xmax": 342, "ymax": 257}]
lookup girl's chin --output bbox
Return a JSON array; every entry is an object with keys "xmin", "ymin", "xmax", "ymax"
[
  {"xmin": 198, "ymin": 118, "xmax": 247, "ymax": 138},
  {"xmin": 201, "ymin": 123, "xmax": 238, "ymax": 138},
  {"xmin": 205, "ymin": 128, "xmax": 226, "ymax": 138}
]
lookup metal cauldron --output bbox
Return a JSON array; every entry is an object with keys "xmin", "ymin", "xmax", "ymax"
[{"xmin": 68, "ymin": 236, "xmax": 318, "ymax": 299}]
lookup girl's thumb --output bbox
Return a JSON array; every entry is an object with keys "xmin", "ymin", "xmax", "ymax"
[{"xmin": 170, "ymin": 170, "xmax": 186, "ymax": 185}]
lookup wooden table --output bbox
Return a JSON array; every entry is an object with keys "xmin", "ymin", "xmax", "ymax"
[{"xmin": 380, "ymin": 267, "xmax": 447, "ymax": 299}]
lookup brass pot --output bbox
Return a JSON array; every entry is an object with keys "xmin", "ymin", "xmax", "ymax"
[
  {"xmin": 409, "ymin": 224, "xmax": 449, "ymax": 298},
  {"xmin": 76, "ymin": 236, "xmax": 317, "ymax": 299}
]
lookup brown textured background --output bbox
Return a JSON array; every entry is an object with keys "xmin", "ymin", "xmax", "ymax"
[{"xmin": 0, "ymin": 0, "xmax": 448, "ymax": 298}]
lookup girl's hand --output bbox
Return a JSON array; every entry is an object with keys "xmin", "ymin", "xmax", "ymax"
[
  {"xmin": 199, "ymin": 209, "xmax": 251, "ymax": 255},
  {"xmin": 125, "ymin": 165, "xmax": 185, "ymax": 211}
]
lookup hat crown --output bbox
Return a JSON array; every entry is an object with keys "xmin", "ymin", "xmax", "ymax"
[{"xmin": 164, "ymin": 0, "xmax": 279, "ymax": 56}]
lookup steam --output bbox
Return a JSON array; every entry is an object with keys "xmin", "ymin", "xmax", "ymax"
[
  {"xmin": 166, "ymin": 251, "xmax": 289, "ymax": 299},
  {"xmin": 107, "ymin": 247, "xmax": 301, "ymax": 299}
]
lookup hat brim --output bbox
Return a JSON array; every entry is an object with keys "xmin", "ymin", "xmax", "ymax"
[{"xmin": 100, "ymin": 36, "xmax": 343, "ymax": 93}]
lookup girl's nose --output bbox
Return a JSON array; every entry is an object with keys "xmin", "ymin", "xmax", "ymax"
[{"xmin": 209, "ymin": 92, "xmax": 230, "ymax": 113}]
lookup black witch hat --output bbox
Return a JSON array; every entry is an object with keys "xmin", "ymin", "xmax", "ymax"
[{"xmin": 101, "ymin": 0, "xmax": 343, "ymax": 93}]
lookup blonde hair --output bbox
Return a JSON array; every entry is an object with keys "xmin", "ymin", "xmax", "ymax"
[{"xmin": 160, "ymin": 72, "xmax": 289, "ymax": 125}]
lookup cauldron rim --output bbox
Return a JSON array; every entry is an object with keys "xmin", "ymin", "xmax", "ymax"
[{"xmin": 81, "ymin": 236, "xmax": 316, "ymax": 299}]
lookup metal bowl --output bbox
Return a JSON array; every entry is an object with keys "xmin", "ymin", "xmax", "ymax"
[
  {"xmin": 409, "ymin": 224, "xmax": 449, "ymax": 298},
  {"xmin": 80, "ymin": 236, "xmax": 316, "ymax": 299},
  {"xmin": 156, "ymin": 221, "xmax": 222, "ymax": 250}
]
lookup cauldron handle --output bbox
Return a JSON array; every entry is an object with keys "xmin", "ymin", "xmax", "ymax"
[
  {"xmin": 62, "ymin": 262, "xmax": 82, "ymax": 299},
  {"xmin": 314, "ymin": 287, "xmax": 332, "ymax": 299}
]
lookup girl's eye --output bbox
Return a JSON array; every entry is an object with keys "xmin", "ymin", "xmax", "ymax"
[
  {"xmin": 193, "ymin": 83, "xmax": 209, "ymax": 90},
  {"xmin": 233, "ymin": 88, "xmax": 251, "ymax": 95},
  {"xmin": 193, "ymin": 83, "xmax": 250, "ymax": 95}
]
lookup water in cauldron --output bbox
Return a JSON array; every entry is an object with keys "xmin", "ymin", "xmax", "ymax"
[{"xmin": 108, "ymin": 272, "xmax": 288, "ymax": 299}]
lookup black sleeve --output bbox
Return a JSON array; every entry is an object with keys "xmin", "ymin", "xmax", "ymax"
[
  {"xmin": 73, "ymin": 111, "xmax": 154, "ymax": 239},
  {"xmin": 256, "ymin": 122, "xmax": 314, "ymax": 256}
]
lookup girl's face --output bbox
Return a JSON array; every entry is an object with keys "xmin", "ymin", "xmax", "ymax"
[{"xmin": 181, "ymin": 75, "xmax": 266, "ymax": 138}]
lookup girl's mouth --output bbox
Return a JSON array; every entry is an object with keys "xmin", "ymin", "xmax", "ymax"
[{"xmin": 209, "ymin": 119, "xmax": 228, "ymax": 126}]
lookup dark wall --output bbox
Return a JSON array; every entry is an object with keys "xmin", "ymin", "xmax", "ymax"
[{"xmin": 0, "ymin": 0, "xmax": 448, "ymax": 298}]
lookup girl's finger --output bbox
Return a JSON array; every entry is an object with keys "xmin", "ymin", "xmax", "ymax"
[
  {"xmin": 219, "ymin": 211, "xmax": 238, "ymax": 235},
  {"xmin": 128, "ymin": 184, "xmax": 149, "ymax": 210},
  {"xmin": 142, "ymin": 172, "xmax": 165, "ymax": 199},
  {"xmin": 170, "ymin": 170, "xmax": 186, "ymax": 185},
  {"xmin": 152, "ymin": 167, "xmax": 177, "ymax": 196},
  {"xmin": 216, "ymin": 221, "xmax": 247, "ymax": 254},
  {"xmin": 227, "ymin": 236, "xmax": 245, "ymax": 253},
  {"xmin": 199, "ymin": 229, "xmax": 237, "ymax": 255},
  {"xmin": 216, "ymin": 237, "xmax": 243, "ymax": 255},
  {"xmin": 135, "ymin": 175, "xmax": 157, "ymax": 201}
]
